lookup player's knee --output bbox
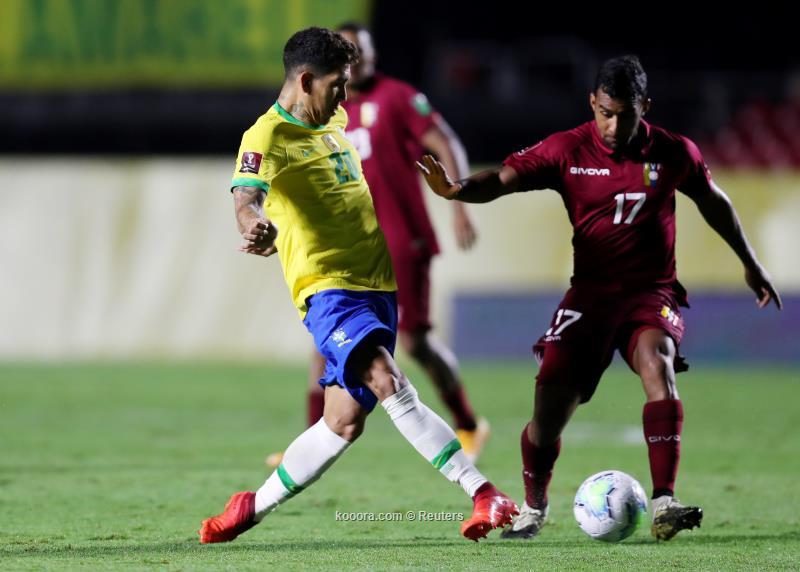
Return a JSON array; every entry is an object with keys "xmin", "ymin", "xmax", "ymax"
[
  {"xmin": 350, "ymin": 337, "xmax": 395, "ymax": 378},
  {"xmin": 639, "ymin": 352, "xmax": 666, "ymax": 378},
  {"xmin": 325, "ymin": 414, "xmax": 366, "ymax": 443},
  {"xmin": 535, "ymin": 357, "xmax": 583, "ymax": 394},
  {"xmin": 637, "ymin": 348, "xmax": 673, "ymax": 382},
  {"xmin": 337, "ymin": 420, "xmax": 365, "ymax": 442},
  {"xmin": 634, "ymin": 331, "xmax": 675, "ymax": 376},
  {"xmin": 531, "ymin": 382, "xmax": 582, "ymax": 446},
  {"xmin": 363, "ymin": 348, "xmax": 407, "ymax": 400},
  {"xmin": 638, "ymin": 351, "xmax": 678, "ymax": 401}
]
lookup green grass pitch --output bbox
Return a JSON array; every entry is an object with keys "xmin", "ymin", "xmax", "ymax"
[{"xmin": 1, "ymin": 361, "xmax": 798, "ymax": 570}]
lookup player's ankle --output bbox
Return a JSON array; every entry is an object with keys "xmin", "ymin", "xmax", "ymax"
[
  {"xmin": 472, "ymin": 481, "xmax": 496, "ymax": 500},
  {"xmin": 524, "ymin": 492, "xmax": 548, "ymax": 510}
]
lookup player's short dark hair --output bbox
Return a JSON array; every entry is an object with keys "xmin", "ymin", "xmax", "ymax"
[
  {"xmin": 283, "ymin": 27, "xmax": 358, "ymax": 79},
  {"xmin": 594, "ymin": 55, "xmax": 648, "ymax": 103}
]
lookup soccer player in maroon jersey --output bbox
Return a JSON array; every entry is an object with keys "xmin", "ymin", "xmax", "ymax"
[
  {"xmin": 268, "ymin": 23, "xmax": 489, "ymax": 469},
  {"xmin": 418, "ymin": 55, "xmax": 781, "ymax": 541}
]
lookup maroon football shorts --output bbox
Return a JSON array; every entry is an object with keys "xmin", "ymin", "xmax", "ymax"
[
  {"xmin": 392, "ymin": 252, "xmax": 432, "ymax": 333},
  {"xmin": 533, "ymin": 285, "xmax": 688, "ymax": 403}
]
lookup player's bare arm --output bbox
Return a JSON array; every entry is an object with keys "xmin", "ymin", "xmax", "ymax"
[
  {"xmin": 421, "ymin": 119, "xmax": 477, "ymax": 249},
  {"xmin": 688, "ymin": 182, "xmax": 782, "ymax": 310},
  {"xmin": 416, "ymin": 154, "xmax": 520, "ymax": 203},
  {"xmin": 233, "ymin": 185, "xmax": 278, "ymax": 257}
]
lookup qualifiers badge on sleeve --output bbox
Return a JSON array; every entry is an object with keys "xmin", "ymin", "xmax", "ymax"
[
  {"xmin": 411, "ymin": 93, "xmax": 432, "ymax": 116},
  {"xmin": 239, "ymin": 151, "xmax": 263, "ymax": 174}
]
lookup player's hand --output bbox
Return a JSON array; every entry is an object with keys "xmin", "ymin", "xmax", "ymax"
[
  {"xmin": 453, "ymin": 205, "xmax": 477, "ymax": 250},
  {"xmin": 238, "ymin": 218, "xmax": 278, "ymax": 258},
  {"xmin": 744, "ymin": 262, "xmax": 782, "ymax": 309},
  {"xmin": 416, "ymin": 154, "xmax": 462, "ymax": 199}
]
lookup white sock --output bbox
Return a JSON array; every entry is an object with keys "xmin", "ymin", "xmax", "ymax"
[
  {"xmin": 382, "ymin": 384, "xmax": 487, "ymax": 497},
  {"xmin": 254, "ymin": 418, "xmax": 350, "ymax": 520}
]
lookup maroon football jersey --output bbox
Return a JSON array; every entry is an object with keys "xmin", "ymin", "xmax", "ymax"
[
  {"xmin": 504, "ymin": 120, "xmax": 713, "ymax": 301},
  {"xmin": 342, "ymin": 73, "xmax": 440, "ymax": 257}
]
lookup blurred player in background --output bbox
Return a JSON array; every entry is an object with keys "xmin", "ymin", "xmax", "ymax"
[
  {"xmin": 267, "ymin": 23, "xmax": 488, "ymax": 470},
  {"xmin": 199, "ymin": 27, "xmax": 518, "ymax": 544},
  {"xmin": 418, "ymin": 55, "xmax": 781, "ymax": 541}
]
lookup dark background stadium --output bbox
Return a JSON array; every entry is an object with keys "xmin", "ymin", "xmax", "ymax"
[{"xmin": 2, "ymin": 4, "xmax": 796, "ymax": 162}]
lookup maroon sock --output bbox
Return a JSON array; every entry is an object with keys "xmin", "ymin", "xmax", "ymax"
[
  {"xmin": 441, "ymin": 385, "xmax": 477, "ymax": 430},
  {"xmin": 307, "ymin": 390, "xmax": 325, "ymax": 427},
  {"xmin": 643, "ymin": 399, "xmax": 683, "ymax": 498},
  {"xmin": 520, "ymin": 424, "xmax": 561, "ymax": 508}
]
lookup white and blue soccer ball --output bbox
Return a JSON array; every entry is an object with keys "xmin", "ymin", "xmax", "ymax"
[{"xmin": 573, "ymin": 470, "xmax": 648, "ymax": 542}]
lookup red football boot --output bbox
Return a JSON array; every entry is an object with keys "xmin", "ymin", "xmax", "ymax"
[
  {"xmin": 461, "ymin": 483, "xmax": 519, "ymax": 542},
  {"xmin": 199, "ymin": 491, "xmax": 257, "ymax": 543}
]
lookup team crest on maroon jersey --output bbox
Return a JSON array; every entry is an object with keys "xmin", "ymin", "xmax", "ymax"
[
  {"xmin": 360, "ymin": 102, "xmax": 379, "ymax": 128},
  {"xmin": 643, "ymin": 163, "xmax": 661, "ymax": 187},
  {"xmin": 239, "ymin": 151, "xmax": 263, "ymax": 174}
]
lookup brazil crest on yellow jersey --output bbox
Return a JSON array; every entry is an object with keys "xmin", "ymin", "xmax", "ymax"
[{"xmin": 231, "ymin": 102, "xmax": 396, "ymax": 317}]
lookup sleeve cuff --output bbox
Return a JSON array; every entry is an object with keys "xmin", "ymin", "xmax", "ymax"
[{"xmin": 231, "ymin": 177, "xmax": 270, "ymax": 192}]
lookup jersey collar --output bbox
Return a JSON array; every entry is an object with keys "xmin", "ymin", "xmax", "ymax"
[
  {"xmin": 273, "ymin": 102, "xmax": 326, "ymax": 130},
  {"xmin": 591, "ymin": 119, "xmax": 654, "ymax": 159}
]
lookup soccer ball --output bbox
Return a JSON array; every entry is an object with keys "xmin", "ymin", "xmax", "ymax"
[{"xmin": 573, "ymin": 470, "xmax": 648, "ymax": 542}]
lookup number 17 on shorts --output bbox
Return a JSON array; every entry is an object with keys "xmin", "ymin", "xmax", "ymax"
[{"xmin": 544, "ymin": 308, "xmax": 583, "ymax": 342}]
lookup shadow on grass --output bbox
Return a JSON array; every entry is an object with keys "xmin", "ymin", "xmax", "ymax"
[
  {"xmin": 4, "ymin": 529, "xmax": 799, "ymax": 558},
  {"xmin": 506, "ymin": 530, "xmax": 800, "ymax": 547},
  {"xmin": 2, "ymin": 537, "xmax": 461, "ymax": 558}
]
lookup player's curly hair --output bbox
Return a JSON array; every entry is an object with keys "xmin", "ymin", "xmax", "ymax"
[
  {"xmin": 283, "ymin": 27, "xmax": 359, "ymax": 78},
  {"xmin": 594, "ymin": 55, "xmax": 648, "ymax": 102}
]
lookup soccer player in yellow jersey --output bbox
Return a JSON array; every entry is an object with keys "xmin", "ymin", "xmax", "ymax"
[{"xmin": 199, "ymin": 27, "xmax": 517, "ymax": 544}]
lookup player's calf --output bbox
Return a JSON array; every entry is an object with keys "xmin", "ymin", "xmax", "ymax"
[
  {"xmin": 201, "ymin": 418, "xmax": 353, "ymax": 543},
  {"xmin": 382, "ymin": 384, "xmax": 516, "ymax": 540}
]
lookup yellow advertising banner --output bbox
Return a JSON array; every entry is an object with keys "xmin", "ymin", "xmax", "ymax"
[{"xmin": 0, "ymin": 0, "xmax": 370, "ymax": 89}]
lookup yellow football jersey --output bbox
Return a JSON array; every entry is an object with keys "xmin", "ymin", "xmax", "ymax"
[{"xmin": 232, "ymin": 102, "xmax": 396, "ymax": 317}]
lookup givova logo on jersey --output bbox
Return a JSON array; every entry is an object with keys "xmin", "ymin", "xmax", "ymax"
[
  {"xmin": 643, "ymin": 163, "xmax": 661, "ymax": 187},
  {"xmin": 569, "ymin": 166, "xmax": 611, "ymax": 176}
]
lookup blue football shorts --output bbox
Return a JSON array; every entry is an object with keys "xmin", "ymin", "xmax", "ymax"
[{"xmin": 303, "ymin": 289, "xmax": 398, "ymax": 410}]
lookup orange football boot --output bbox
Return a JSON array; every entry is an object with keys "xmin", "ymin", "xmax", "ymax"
[
  {"xmin": 461, "ymin": 483, "xmax": 519, "ymax": 542},
  {"xmin": 199, "ymin": 491, "xmax": 257, "ymax": 543}
]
